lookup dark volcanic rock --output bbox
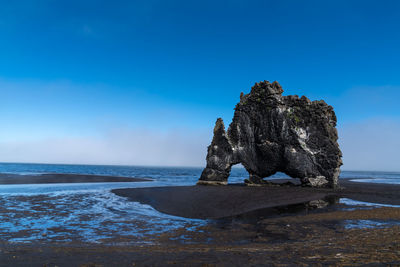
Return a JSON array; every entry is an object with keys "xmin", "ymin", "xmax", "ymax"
[{"xmin": 198, "ymin": 81, "xmax": 342, "ymax": 188}]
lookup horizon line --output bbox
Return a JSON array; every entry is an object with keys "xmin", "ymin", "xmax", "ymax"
[{"xmin": 0, "ymin": 161, "xmax": 398, "ymax": 173}]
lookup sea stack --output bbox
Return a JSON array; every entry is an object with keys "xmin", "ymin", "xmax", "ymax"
[{"xmin": 198, "ymin": 81, "xmax": 342, "ymax": 188}]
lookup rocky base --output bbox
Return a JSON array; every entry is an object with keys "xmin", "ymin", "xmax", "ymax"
[{"xmin": 196, "ymin": 180, "xmax": 228, "ymax": 186}]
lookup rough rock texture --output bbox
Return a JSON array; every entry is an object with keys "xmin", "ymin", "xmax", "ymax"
[{"xmin": 198, "ymin": 81, "xmax": 342, "ymax": 188}]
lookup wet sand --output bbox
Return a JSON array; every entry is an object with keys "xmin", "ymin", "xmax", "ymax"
[
  {"xmin": 1, "ymin": 207, "xmax": 400, "ymax": 266},
  {"xmin": 0, "ymin": 173, "xmax": 152, "ymax": 184},
  {"xmin": 112, "ymin": 179, "xmax": 400, "ymax": 219}
]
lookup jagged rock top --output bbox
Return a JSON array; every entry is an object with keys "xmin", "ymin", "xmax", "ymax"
[{"xmin": 198, "ymin": 80, "xmax": 342, "ymax": 188}]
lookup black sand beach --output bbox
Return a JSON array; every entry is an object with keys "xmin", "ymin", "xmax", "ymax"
[
  {"xmin": 112, "ymin": 179, "xmax": 400, "ymax": 219},
  {"xmin": 113, "ymin": 184, "xmax": 333, "ymax": 219},
  {"xmin": 0, "ymin": 173, "xmax": 151, "ymax": 184}
]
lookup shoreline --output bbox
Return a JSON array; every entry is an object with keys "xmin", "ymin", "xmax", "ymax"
[{"xmin": 0, "ymin": 173, "xmax": 152, "ymax": 184}]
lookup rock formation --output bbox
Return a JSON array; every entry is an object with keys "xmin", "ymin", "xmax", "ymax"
[{"xmin": 198, "ymin": 81, "xmax": 342, "ymax": 188}]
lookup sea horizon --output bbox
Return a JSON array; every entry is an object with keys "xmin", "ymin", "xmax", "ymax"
[
  {"xmin": 1, "ymin": 162, "xmax": 400, "ymax": 186},
  {"xmin": 0, "ymin": 161, "xmax": 399, "ymax": 174}
]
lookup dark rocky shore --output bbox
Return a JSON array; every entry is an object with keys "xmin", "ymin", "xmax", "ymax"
[
  {"xmin": 1, "ymin": 178, "xmax": 400, "ymax": 266},
  {"xmin": 0, "ymin": 173, "xmax": 151, "ymax": 184}
]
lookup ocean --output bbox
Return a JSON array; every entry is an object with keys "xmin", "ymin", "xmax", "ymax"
[
  {"xmin": 0, "ymin": 162, "xmax": 399, "ymax": 244},
  {"xmin": 1, "ymin": 162, "xmax": 399, "ymax": 185}
]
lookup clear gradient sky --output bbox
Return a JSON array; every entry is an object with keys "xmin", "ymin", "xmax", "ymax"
[{"xmin": 0, "ymin": 0, "xmax": 399, "ymax": 171}]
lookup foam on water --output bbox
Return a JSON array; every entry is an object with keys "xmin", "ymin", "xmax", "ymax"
[
  {"xmin": 0, "ymin": 187, "xmax": 205, "ymax": 243},
  {"xmin": 0, "ymin": 164, "xmax": 208, "ymax": 243},
  {"xmin": 0, "ymin": 181, "xmax": 160, "ymax": 196},
  {"xmin": 350, "ymin": 178, "xmax": 400, "ymax": 184},
  {"xmin": 342, "ymin": 170, "xmax": 400, "ymax": 184}
]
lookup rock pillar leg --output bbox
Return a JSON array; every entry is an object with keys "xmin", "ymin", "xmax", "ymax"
[{"xmin": 197, "ymin": 118, "xmax": 234, "ymax": 185}]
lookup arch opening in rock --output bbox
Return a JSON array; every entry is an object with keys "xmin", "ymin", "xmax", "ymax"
[
  {"xmin": 246, "ymin": 172, "xmax": 301, "ymax": 186},
  {"xmin": 226, "ymin": 163, "xmax": 249, "ymax": 184}
]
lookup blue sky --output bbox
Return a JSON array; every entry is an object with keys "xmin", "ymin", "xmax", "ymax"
[{"xmin": 0, "ymin": 0, "xmax": 399, "ymax": 170}]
